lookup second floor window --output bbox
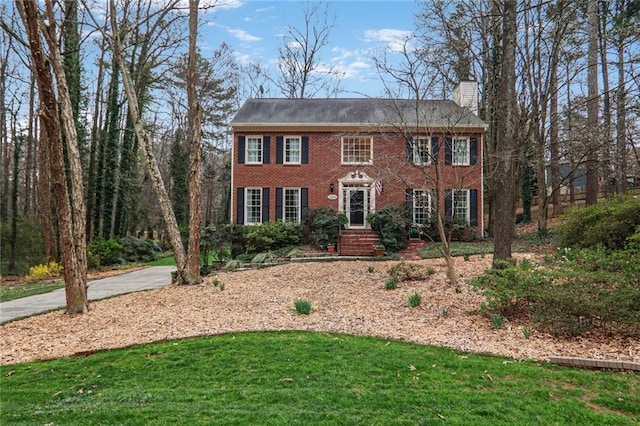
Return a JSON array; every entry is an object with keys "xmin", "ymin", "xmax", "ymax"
[
  {"xmin": 452, "ymin": 138, "xmax": 469, "ymax": 165},
  {"xmin": 285, "ymin": 137, "xmax": 301, "ymax": 164},
  {"xmin": 247, "ymin": 136, "xmax": 263, "ymax": 163},
  {"xmin": 342, "ymin": 136, "xmax": 372, "ymax": 164},
  {"xmin": 413, "ymin": 138, "xmax": 431, "ymax": 165}
]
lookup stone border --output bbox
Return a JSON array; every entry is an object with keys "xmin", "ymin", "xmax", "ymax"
[{"xmin": 549, "ymin": 356, "xmax": 640, "ymax": 372}]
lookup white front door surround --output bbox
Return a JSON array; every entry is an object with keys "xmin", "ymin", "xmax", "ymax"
[{"xmin": 338, "ymin": 171, "xmax": 376, "ymax": 229}]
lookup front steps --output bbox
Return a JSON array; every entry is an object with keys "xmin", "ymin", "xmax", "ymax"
[{"xmin": 338, "ymin": 229, "xmax": 381, "ymax": 256}]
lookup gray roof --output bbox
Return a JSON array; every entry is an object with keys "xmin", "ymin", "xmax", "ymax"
[{"xmin": 231, "ymin": 98, "xmax": 487, "ymax": 130}]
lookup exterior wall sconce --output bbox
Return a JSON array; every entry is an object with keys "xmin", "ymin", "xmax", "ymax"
[{"xmin": 329, "ymin": 183, "xmax": 334, "ymax": 192}]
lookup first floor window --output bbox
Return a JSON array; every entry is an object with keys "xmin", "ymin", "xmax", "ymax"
[
  {"xmin": 453, "ymin": 189, "xmax": 469, "ymax": 222},
  {"xmin": 247, "ymin": 136, "xmax": 262, "ymax": 163},
  {"xmin": 342, "ymin": 136, "xmax": 372, "ymax": 164},
  {"xmin": 413, "ymin": 189, "xmax": 431, "ymax": 225},
  {"xmin": 246, "ymin": 188, "xmax": 262, "ymax": 224},
  {"xmin": 283, "ymin": 188, "xmax": 300, "ymax": 222},
  {"xmin": 452, "ymin": 137, "xmax": 469, "ymax": 165}
]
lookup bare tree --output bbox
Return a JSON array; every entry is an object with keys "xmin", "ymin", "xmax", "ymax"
[
  {"xmin": 16, "ymin": 0, "xmax": 88, "ymax": 314},
  {"xmin": 276, "ymin": 1, "xmax": 342, "ymax": 98},
  {"xmin": 185, "ymin": 0, "xmax": 202, "ymax": 285},
  {"xmin": 491, "ymin": 0, "xmax": 518, "ymax": 264},
  {"xmin": 585, "ymin": 0, "xmax": 600, "ymax": 205}
]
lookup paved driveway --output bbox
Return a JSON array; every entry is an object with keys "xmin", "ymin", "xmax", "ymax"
[{"xmin": 0, "ymin": 266, "xmax": 174, "ymax": 323}]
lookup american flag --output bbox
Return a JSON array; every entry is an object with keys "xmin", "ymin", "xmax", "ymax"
[{"xmin": 374, "ymin": 170, "xmax": 382, "ymax": 196}]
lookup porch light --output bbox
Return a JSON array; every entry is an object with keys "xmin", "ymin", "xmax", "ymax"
[{"xmin": 329, "ymin": 183, "xmax": 335, "ymax": 192}]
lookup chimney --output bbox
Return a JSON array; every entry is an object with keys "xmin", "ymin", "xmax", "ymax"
[{"xmin": 453, "ymin": 80, "xmax": 478, "ymax": 115}]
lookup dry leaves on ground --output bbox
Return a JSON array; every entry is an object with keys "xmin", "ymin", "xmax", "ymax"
[{"xmin": 1, "ymin": 255, "xmax": 638, "ymax": 365}]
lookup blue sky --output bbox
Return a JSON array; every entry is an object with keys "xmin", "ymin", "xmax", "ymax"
[{"xmin": 200, "ymin": 0, "xmax": 420, "ymax": 97}]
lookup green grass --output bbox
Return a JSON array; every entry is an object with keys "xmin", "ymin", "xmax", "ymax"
[
  {"xmin": 1, "ymin": 332, "xmax": 638, "ymax": 425},
  {"xmin": 144, "ymin": 255, "xmax": 176, "ymax": 267},
  {"xmin": 0, "ymin": 280, "xmax": 64, "ymax": 302}
]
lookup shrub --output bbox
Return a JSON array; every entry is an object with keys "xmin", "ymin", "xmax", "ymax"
[
  {"xmin": 119, "ymin": 237, "xmax": 162, "ymax": 262},
  {"xmin": 294, "ymin": 298, "xmax": 312, "ymax": 315},
  {"xmin": 384, "ymin": 277, "xmax": 398, "ymax": 290},
  {"xmin": 87, "ymin": 238, "xmax": 123, "ymax": 267},
  {"xmin": 244, "ymin": 221, "xmax": 303, "ymax": 254},
  {"xmin": 387, "ymin": 262, "xmax": 431, "ymax": 282},
  {"xmin": 408, "ymin": 291, "xmax": 422, "ymax": 307},
  {"xmin": 558, "ymin": 196, "xmax": 640, "ymax": 251},
  {"xmin": 470, "ymin": 252, "xmax": 640, "ymax": 337},
  {"xmin": 200, "ymin": 223, "xmax": 245, "ymax": 263},
  {"xmin": 26, "ymin": 261, "xmax": 63, "ymax": 281},
  {"xmin": 303, "ymin": 207, "xmax": 347, "ymax": 249},
  {"xmin": 0, "ymin": 220, "xmax": 47, "ymax": 275},
  {"xmin": 367, "ymin": 205, "xmax": 410, "ymax": 252}
]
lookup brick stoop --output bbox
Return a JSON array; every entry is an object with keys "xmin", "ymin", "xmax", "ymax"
[
  {"xmin": 338, "ymin": 229, "xmax": 381, "ymax": 256},
  {"xmin": 398, "ymin": 239, "xmax": 426, "ymax": 260}
]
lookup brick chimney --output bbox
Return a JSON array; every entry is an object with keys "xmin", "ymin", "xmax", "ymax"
[{"xmin": 453, "ymin": 80, "xmax": 478, "ymax": 116}]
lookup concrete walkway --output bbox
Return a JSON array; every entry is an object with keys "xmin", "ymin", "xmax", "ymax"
[{"xmin": 0, "ymin": 266, "xmax": 175, "ymax": 323}]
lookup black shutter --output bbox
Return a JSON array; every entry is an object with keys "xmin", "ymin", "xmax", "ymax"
[
  {"xmin": 406, "ymin": 138, "xmax": 414, "ymax": 163},
  {"xmin": 275, "ymin": 187, "xmax": 283, "ymax": 220},
  {"xmin": 431, "ymin": 137, "xmax": 439, "ymax": 164},
  {"xmin": 470, "ymin": 137, "xmax": 478, "ymax": 165},
  {"xmin": 445, "ymin": 137, "xmax": 452, "ymax": 165},
  {"xmin": 237, "ymin": 136, "xmax": 245, "ymax": 164},
  {"xmin": 470, "ymin": 189, "xmax": 478, "ymax": 226},
  {"xmin": 302, "ymin": 136, "xmax": 309, "ymax": 164},
  {"xmin": 301, "ymin": 188, "xmax": 309, "ymax": 220},
  {"xmin": 261, "ymin": 187, "xmax": 270, "ymax": 223},
  {"xmin": 276, "ymin": 136, "xmax": 283, "ymax": 164},
  {"xmin": 236, "ymin": 187, "xmax": 245, "ymax": 224},
  {"xmin": 445, "ymin": 190, "xmax": 453, "ymax": 217},
  {"xmin": 405, "ymin": 188, "xmax": 413, "ymax": 207},
  {"xmin": 263, "ymin": 136, "xmax": 270, "ymax": 164}
]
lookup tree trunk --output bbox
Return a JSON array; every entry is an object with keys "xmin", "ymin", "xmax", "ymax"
[
  {"xmin": 615, "ymin": 26, "xmax": 627, "ymax": 194},
  {"xmin": 184, "ymin": 0, "xmax": 203, "ymax": 285},
  {"xmin": 108, "ymin": 0, "xmax": 187, "ymax": 276},
  {"xmin": 492, "ymin": 0, "xmax": 517, "ymax": 266},
  {"xmin": 17, "ymin": 0, "xmax": 88, "ymax": 314},
  {"xmin": 585, "ymin": 0, "xmax": 599, "ymax": 206}
]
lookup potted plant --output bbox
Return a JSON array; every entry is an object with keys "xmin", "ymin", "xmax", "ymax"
[{"xmin": 373, "ymin": 244, "xmax": 385, "ymax": 257}]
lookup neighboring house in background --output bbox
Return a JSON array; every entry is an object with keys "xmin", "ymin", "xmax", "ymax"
[{"xmin": 230, "ymin": 81, "xmax": 488, "ymax": 255}]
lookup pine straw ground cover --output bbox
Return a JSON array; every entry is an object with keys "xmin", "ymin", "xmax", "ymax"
[{"xmin": 1, "ymin": 254, "xmax": 638, "ymax": 366}]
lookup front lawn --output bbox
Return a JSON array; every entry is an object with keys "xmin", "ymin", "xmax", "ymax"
[
  {"xmin": 1, "ymin": 332, "xmax": 637, "ymax": 425},
  {"xmin": 0, "ymin": 280, "xmax": 64, "ymax": 302}
]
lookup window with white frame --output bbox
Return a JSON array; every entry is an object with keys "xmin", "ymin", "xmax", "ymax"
[
  {"xmin": 452, "ymin": 137, "xmax": 470, "ymax": 165},
  {"xmin": 283, "ymin": 188, "xmax": 301, "ymax": 222},
  {"xmin": 285, "ymin": 136, "xmax": 301, "ymax": 164},
  {"xmin": 246, "ymin": 136, "xmax": 263, "ymax": 164},
  {"xmin": 413, "ymin": 189, "xmax": 431, "ymax": 225},
  {"xmin": 413, "ymin": 138, "xmax": 431, "ymax": 165},
  {"xmin": 342, "ymin": 136, "xmax": 372, "ymax": 164},
  {"xmin": 245, "ymin": 188, "xmax": 262, "ymax": 224},
  {"xmin": 453, "ymin": 189, "xmax": 470, "ymax": 222}
]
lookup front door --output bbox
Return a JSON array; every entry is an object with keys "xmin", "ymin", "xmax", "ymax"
[{"xmin": 346, "ymin": 188, "xmax": 367, "ymax": 228}]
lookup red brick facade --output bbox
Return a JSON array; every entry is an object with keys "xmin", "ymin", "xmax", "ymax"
[{"xmin": 231, "ymin": 128, "xmax": 485, "ymax": 234}]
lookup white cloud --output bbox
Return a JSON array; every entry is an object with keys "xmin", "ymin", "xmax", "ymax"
[
  {"xmin": 363, "ymin": 28, "xmax": 412, "ymax": 53},
  {"xmin": 228, "ymin": 28, "xmax": 261, "ymax": 42}
]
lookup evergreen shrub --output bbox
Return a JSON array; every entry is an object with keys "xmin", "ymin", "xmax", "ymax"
[{"xmin": 244, "ymin": 221, "xmax": 303, "ymax": 254}]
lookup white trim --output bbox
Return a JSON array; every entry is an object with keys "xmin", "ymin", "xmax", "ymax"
[
  {"xmin": 245, "ymin": 187, "xmax": 262, "ymax": 225},
  {"xmin": 284, "ymin": 136, "xmax": 302, "ymax": 165},
  {"xmin": 452, "ymin": 137, "xmax": 470, "ymax": 166},
  {"xmin": 282, "ymin": 187, "xmax": 302, "ymax": 223},
  {"xmin": 341, "ymin": 135, "xmax": 373, "ymax": 165},
  {"xmin": 412, "ymin": 137, "xmax": 432, "ymax": 165},
  {"xmin": 246, "ymin": 135, "xmax": 263, "ymax": 164}
]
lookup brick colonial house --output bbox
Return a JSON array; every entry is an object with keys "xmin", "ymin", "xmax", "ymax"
[{"xmin": 230, "ymin": 81, "xmax": 488, "ymax": 255}]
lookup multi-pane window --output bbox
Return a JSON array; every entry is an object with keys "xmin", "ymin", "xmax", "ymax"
[
  {"xmin": 245, "ymin": 188, "xmax": 262, "ymax": 224},
  {"xmin": 413, "ymin": 189, "xmax": 431, "ymax": 225},
  {"xmin": 453, "ymin": 189, "xmax": 469, "ymax": 222},
  {"xmin": 452, "ymin": 137, "xmax": 469, "ymax": 165},
  {"xmin": 342, "ymin": 136, "xmax": 372, "ymax": 164},
  {"xmin": 246, "ymin": 136, "xmax": 263, "ymax": 163},
  {"xmin": 413, "ymin": 138, "xmax": 431, "ymax": 165},
  {"xmin": 283, "ymin": 188, "xmax": 301, "ymax": 222},
  {"xmin": 285, "ymin": 137, "xmax": 301, "ymax": 164}
]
